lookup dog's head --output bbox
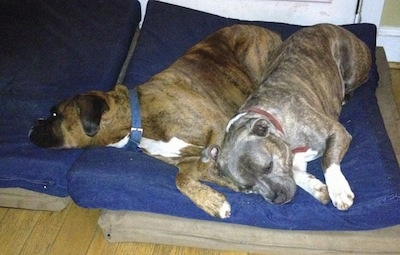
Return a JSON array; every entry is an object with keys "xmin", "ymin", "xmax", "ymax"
[
  {"xmin": 212, "ymin": 111, "xmax": 296, "ymax": 204},
  {"xmin": 29, "ymin": 84, "xmax": 131, "ymax": 149}
]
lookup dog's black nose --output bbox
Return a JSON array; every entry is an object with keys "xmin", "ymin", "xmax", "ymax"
[
  {"xmin": 29, "ymin": 119, "xmax": 45, "ymax": 141},
  {"xmin": 29, "ymin": 118, "xmax": 64, "ymax": 148},
  {"xmin": 272, "ymin": 187, "xmax": 290, "ymax": 204}
]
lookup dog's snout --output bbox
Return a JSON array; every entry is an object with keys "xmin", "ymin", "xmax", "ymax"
[
  {"xmin": 273, "ymin": 179, "xmax": 297, "ymax": 204},
  {"xmin": 272, "ymin": 187, "xmax": 290, "ymax": 204},
  {"xmin": 29, "ymin": 117, "xmax": 64, "ymax": 149},
  {"xmin": 29, "ymin": 119, "xmax": 44, "ymax": 139}
]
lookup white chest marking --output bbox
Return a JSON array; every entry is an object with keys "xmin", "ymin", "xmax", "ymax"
[
  {"xmin": 292, "ymin": 148, "xmax": 319, "ymax": 172},
  {"xmin": 139, "ymin": 137, "xmax": 198, "ymax": 157},
  {"xmin": 294, "ymin": 148, "xmax": 319, "ymax": 162},
  {"xmin": 107, "ymin": 134, "xmax": 130, "ymax": 148}
]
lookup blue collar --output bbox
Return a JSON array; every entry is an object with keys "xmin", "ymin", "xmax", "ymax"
[{"xmin": 125, "ymin": 88, "xmax": 142, "ymax": 152}]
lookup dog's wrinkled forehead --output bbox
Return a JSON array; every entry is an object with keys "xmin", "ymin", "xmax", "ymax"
[
  {"xmin": 222, "ymin": 116, "xmax": 260, "ymax": 149},
  {"xmin": 218, "ymin": 118, "xmax": 266, "ymax": 169},
  {"xmin": 55, "ymin": 93, "xmax": 106, "ymax": 110},
  {"xmin": 218, "ymin": 115, "xmax": 293, "ymax": 177},
  {"xmin": 50, "ymin": 98, "xmax": 75, "ymax": 118}
]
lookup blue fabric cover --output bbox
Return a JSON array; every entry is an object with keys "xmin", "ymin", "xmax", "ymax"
[
  {"xmin": 70, "ymin": 1, "xmax": 400, "ymax": 230},
  {"xmin": 0, "ymin": 0, "xmax": 141, "ymax": 196}
]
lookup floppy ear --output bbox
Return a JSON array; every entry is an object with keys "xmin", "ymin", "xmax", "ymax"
[
  {"xmin": 201, "ymin": 145, "xmax": 220, "ymax": 163},
  {"xmin": 76, "ymin": 95, "xmax": 109, "ymax": 137},
  {"xmin": 251, "ymin": 119, "xmax": 269, "ymax": 137}
]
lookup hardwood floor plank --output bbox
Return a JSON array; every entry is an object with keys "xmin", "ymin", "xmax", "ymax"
[
  {"xmin": 86, "ymin": 228, "xmax": 118, "ymax": 255},
  {"xmin": 152, "ymin": 243, "xmax": 175, "ymax": 254},
  {"xmin": 169, "ymin": 246, "xmax": 249, "ymax": 255},
  {"xmin": 95, "ymin": 243, "xmax": 120, "ymax": 255},
  {"xmin": 114, "ymin": 242, "xmax": 156, "ymax": 254},
  {"xmin": 0, "ymin": 207, "xmax": 8, "ymax": 221},
  {"xmin": 47, "ymin": 204, "xmax": 100, "ymax": 255},
  {"xmin": 0, "ymin": 208, "xmax": 41, "ymax": 255},
  {"xmin": 216, "ymin": 251, "xmax": 249, "ymax": 255},
  {"xmin": 19, "ymin": 205, "xmax": 71, "ymax": 255}
]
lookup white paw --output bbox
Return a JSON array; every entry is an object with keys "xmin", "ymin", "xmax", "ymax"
[
  {"xmin": 309, "ymin": 180, "xmax": 330, "ymax": 204},
  {"xmin": 293, "ymin": 170, "xmax": 329, "ymax": 204},
  {"xmin": 328, "ymin": 182, "xmax": 354, "ymax": 210},
  {"xmin": 325, "ymin": 164, "xmax": 354, "ymax": 210},
  {"xmin": 219, "ymin": 201, "xmax": 231, "ymax": 219}
]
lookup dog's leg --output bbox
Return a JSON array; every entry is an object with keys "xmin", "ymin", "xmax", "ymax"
[
  {"xmin": 202, "ymin": 172, "xmax": 240, "ymax": 192},
  {"xmin": 292, "ymin": 152, "xmax": 330, "ymax": 204},
  {"xmin": 323, "ymin": 125, "xmax": 355, "ymax": 210},
  {"xmin": 176, "ymin": 172, "xmax": 231, "ymax": 218},
  {"xmin": 175, "ymin": 159, "xmax": 231, "ymax": 218}
]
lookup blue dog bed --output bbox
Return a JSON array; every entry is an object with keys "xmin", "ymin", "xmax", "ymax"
[
  {"xmin": 68, "ymin": 1, "xmax": 400, "ymax": 231},
  {"xmin": 0, "ymin": 0, "xmax": 141, "ymax": 208}
]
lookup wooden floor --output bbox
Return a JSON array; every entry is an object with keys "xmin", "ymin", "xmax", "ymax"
[{"xmin": 1, "ymin": 66, "xmax": 400, "ymax": 255}]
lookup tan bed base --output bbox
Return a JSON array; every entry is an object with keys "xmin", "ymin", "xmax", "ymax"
[
  {"xmin": 0, "ymin": 188, "xmax": 70, "ymax": 211},
  {"xmin": 98, "ymin": 210, "xmax": 400, "ymax": 254}
]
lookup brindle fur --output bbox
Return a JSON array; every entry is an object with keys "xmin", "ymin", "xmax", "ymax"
[
  {"xmin": 215, "ymin": 24, "xmax": 371, "ymax": 210},
  {"xmin": 29, "ymin": 25, "xmax": 282, "ymax": 218}
]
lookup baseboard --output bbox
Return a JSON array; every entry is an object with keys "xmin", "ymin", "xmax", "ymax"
[
  {"xmin": 389, "ymin": 62, "xmax": 400, "ymax": 69},
  {"xmin": 377, "ymin": 26, "xmax": 400, "ymax": 63}
]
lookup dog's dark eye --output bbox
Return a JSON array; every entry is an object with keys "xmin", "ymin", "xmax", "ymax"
[
  {"xmin": 50, "ymin": 110, "xmax": 62, "ymax": 119},
  {"xmin": 50, "ymin": 106, "xmax": 59, "ymax": 118},
  {"xmin": 262, "ymin": 162, "xmax": 273, "ymax": 174}
]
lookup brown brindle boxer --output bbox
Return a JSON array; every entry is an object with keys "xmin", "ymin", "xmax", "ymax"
[
  {"xmin": 213, "ymin": 24, "xmax": 371, "ymax": 210},
  {"xmin": 29, "ymin": 24, "xmax": 282, "ymax": 218}
]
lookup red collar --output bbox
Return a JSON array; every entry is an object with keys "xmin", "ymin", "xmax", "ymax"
[
  {"xmin": 247, "ymin": 107, "xmax": 284, "ymax": 134},
  {"xmin": 246, "ymin": 107, "xmax": 308, "ymax": 154}
]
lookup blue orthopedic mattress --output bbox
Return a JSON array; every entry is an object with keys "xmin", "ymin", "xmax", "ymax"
[
  {"xmin": 0, "ymin": 0, "xmax": 141, "ymax": 197},
  {"xmin": 70, "ymin": 1, "xmax": 399, "ymax": 230}
]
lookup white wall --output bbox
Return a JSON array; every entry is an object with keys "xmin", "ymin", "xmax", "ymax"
[
  {"xmin": 138, "ymin": 0, "xmax": 395, "ymax": 61},
  {"xmin": 139, "ymin": 0, "xmax": 358, "ymax": 25}
]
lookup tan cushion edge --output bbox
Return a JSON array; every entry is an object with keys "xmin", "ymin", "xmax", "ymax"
[
  {"xmin": 98, "ymin": 210, "xmax": 400, "ymax": 254},
  {"xmin": 0, "ymin": 188, "xmax": 70, "ymax": 211}
]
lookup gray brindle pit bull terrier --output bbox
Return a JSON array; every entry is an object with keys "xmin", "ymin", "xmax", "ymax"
[
  {"xmin": 212, "ymin": 24, "xmax": 371, "ymax": 210},
  {"xmin": 29, "ymin": 25, "xmax": 282, "ymax": 218}
]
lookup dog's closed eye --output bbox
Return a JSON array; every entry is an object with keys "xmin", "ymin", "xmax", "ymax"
[
  {"xmin": 251, "ymin": 119, "xmax": 270, "ymax": 136},
  {"xmin": 262, "ymin": 161, "xmax": 273, "ymax": 174}
]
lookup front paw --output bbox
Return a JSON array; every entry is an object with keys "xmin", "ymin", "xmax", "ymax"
[
  {"xmin": 311, "ymin": 181, "xmax": 330, "ymax": 205},
  {"xmin": 176, "ymin": 172, "xmax": 232, "ymax": 218},
  {"xmin": 204, "ymin": 195, "xmax": 231, "ymax": 219},
  {"xmin": 293, "ymin": 171, "xmax": 330, "ymax": 204},
  {"xmin": 218, "ymin": 201, "xmax": 231, "ymax": 219},
  {"xmin": 325, "ymin": 164, "xmax": 354, "ymax": 210},
  {"xmin": 328, "ymin": 183, "xmax": 354, "ymax": 210}
]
